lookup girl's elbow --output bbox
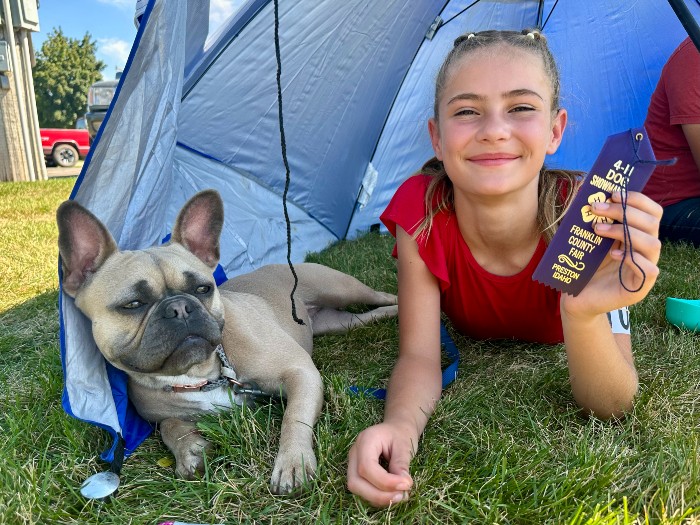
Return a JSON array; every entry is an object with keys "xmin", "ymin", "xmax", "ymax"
[{"xmin": 575, "ymin": 378, "xmax": 639, "ymax": 420}]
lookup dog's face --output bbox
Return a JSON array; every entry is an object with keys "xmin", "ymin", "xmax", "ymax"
[{"xmin": 57, "ymin": 191, "xmax": 226, "ymax": 377}]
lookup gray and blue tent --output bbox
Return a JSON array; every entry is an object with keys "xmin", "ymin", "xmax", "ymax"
[{"xmin": 60, "ymin": 0, "xmax": 699, "ymax": 466}]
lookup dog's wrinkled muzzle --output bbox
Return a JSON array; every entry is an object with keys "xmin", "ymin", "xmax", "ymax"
[{"xmin": 121, "ymin": 295, "xmax": 223, "ymax": 374}]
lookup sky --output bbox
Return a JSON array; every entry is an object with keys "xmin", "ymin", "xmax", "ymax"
[{"xmin": 32, "ymin": 0, "xmax": 245, "ymax": 80}]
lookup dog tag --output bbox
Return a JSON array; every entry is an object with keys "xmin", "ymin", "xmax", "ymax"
[{"xmin": 80, "ymin": 471, "xmax": 120, "ymax": 499}]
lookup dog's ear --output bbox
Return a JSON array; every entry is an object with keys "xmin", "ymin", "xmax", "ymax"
[
  {"xmin": 57, "ymin": 201, "xmax": 118, "ymax": 297},
  {"xmin": 171, "ymin": 190, "xmax": 223, "ymax": 269}
]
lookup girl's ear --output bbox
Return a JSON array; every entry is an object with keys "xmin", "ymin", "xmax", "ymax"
[
  {"xmin": 546, "ymin": 108, "xmax": 567, "ymax": 155},
  {"xmin": 428, "ymin": 117, "xmax": 443, "ymax": 161}
]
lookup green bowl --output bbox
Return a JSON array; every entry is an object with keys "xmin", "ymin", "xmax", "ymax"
[{"xmin": 666, "ymin": 297, "xmax": 700, "ymax": 332}]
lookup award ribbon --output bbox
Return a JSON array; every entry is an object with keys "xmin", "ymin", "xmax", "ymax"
[{"xmin": 532, "ymin": 127, "xmax": 674, "ymax": 296}]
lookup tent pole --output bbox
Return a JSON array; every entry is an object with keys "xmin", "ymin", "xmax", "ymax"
[
  {"xmin": 667, "ymin": 0, "xmax": 700, "ymax": 52},
  {"xmin": 536, "ymin": 1, "xmax": 545, "ymax": 28}
]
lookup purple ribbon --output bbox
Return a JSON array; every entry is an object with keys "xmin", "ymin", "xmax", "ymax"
[{"xmin": 532, "ymin": 127, "xmax": 669, "ymax": 296}]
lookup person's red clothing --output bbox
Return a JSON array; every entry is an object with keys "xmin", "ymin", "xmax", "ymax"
[
  {"xmin": 380, "ymin": 175, "xmax": 563, "ymax": 344},
  {"xmin": 643, "ymin": 37, "xmax": 700, "ymax": 206}
]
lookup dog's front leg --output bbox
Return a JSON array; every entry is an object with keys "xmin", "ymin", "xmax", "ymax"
[
  {"xmin": 160, "ymin": 417, "xmax": 212, "ymax": 479},
  {"xmin": 270, "ymin": 366, "xmax": 324, "ymax": 494}
]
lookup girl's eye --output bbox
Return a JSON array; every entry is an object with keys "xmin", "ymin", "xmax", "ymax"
[
  {"xmin": 511, "ymin": 105, "xmax": 535, "ymax": 113},
  {"xmin": 196, "ymin": 285, "xmax": 211, "ymax": 294},
  {"xmin": 455, "ymin": 108, "xmax": 477, "ymax": 116}
]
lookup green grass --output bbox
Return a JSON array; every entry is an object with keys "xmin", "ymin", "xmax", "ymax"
[{"xmin": 0, "ymin": 178, "xmax": 699, "ymax": 524}]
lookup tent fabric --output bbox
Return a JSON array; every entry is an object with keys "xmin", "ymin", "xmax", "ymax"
[
  {"xmin": 60, "ymin": 0, "xmax": 698, "ymax": 462},
  {"xmin": 349, "ymin": 1, "xmax": 696, "ymax": 232}
]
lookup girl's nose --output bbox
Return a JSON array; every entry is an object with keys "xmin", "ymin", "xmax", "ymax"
[{"xmin": 476, "ymin": 112, "xmax": 510, "ymax": 142}]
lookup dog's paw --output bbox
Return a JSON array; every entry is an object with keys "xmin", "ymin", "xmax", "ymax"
[
  {"xmin": 173, "ymin": 433, "xmax": 212, "ymax": 480},
  {"xmin": 269, "ymin": 447, "xmax": 317, "ymax": 495}
]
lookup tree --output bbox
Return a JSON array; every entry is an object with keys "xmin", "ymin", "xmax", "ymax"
[{"xmin": 33, "ymin": 28, "xmax": 105, "ymax": 128}]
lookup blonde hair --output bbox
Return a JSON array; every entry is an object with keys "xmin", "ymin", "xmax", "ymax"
[{"xmin": 414, "ymin": 29, "xmax": 582, "ymax": 244}]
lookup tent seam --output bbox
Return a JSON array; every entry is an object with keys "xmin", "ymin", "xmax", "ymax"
[{"xmin": 175, "ymin": 141, "xmax": 340, "ymax": 240}]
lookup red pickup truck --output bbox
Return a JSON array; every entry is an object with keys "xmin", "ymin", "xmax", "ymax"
[{"xmin": 40, "ymin": 128, "xmax": 91, "ymax": 168}]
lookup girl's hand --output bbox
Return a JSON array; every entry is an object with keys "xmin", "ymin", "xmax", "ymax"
[
  {"xmin": 561, "ymin": 191, "xmax": 662, "ymax": 318},
  {"xmin": 347, "ymin": 422, "xmax": 415, "ymax": 507}
]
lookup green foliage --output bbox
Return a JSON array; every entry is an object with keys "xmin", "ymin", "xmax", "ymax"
[
  {"xmin": 0, "ymin": 179, "xmax": 699, "ymax": 523},
  {"xmin": 33, "ymin": 28, "xmax": 105, "ymax": 128}
]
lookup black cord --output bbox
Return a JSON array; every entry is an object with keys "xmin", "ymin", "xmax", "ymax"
[
  {"xmin": 617, "ymin": 168, "xmax": 644, "ymax": 293},
  {"xmin": 617, "ymin": 130, "xmax": 675, "ymax": 293},
  {"xmin": 274, "ymin": 0, "xmax": 304, "ymax": 325},
  {"xmin": 541, "ymin": 0, "xmax": 560, "ymax": 31},
  {"xmin": 439, "ymin": 0, "xmax": 559, "ymax": 33},
  {"xmin": 439, "ymin": 0, "xmax": 483, "ymax": 30}
]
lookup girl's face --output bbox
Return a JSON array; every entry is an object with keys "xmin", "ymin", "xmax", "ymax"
[{"xmin": 429, "ymin": 45, "xmax": 567, "ymax": 200}]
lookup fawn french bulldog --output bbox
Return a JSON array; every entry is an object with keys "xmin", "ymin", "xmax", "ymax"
[{"xmin": 57, "ymin": 190, "xmax": 397, "ymax": 493}]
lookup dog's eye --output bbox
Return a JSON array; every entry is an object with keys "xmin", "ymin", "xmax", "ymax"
[
  {"xmin": 122, "ymin": 300, "xmax": 145, "ymax": 310},
  {"xmin": 196, "ymin": 285, "xmax": 211, "ymax": 294}
]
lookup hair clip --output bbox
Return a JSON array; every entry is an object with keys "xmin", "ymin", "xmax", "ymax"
[
  {"xmin": 454, "ymin": 33, "xmax": 476, "ymax": 47},
  {"xmin": 526, "ymin": 32, "xmax": 536, "ymax": 40}
]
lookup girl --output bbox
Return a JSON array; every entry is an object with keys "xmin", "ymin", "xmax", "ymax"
[{"xmin": 346, "ymin": 29, "xmax": 662, "ymax": 507}]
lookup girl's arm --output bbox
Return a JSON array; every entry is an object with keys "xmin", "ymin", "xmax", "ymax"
[
  {"xmin": 559, "ymin": 190, "xmax": 662, "ymax": 418},
  {"xmin": 386, "ymin": 226, "xmax": 443, "ymax": 435},
  {"xmin": 681, "ymin": 123, "xmax": 700, "ymax": 173},
  {"xmin": 347, "ymin": 226, "xmax": 443, "ymax": 507},
  {"xmin": 560, "ymin": 305, "xmax": 637, "ymax": 418}
]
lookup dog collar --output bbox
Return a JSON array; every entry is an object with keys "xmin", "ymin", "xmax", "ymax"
[
  {"xmin": 164, "ymin": 345, "xmax": 279, "ymax": 403},
  {"xmin": 163, "ymin": 345, "xmax": 238, "ymax": 393}
]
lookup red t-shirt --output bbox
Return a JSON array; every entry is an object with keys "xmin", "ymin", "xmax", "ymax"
[
  {"xmin": 643, "ymin": 37, "xmax": 700, "ymax": 206},
  {"xmin": 380, "ymin": 175, "xmax": 563, "ymax": 344}
]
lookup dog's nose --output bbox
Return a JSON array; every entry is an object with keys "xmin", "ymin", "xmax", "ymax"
[{"xmin": 163, "ymin": 297, "xmax": 193, "ymax": 319}]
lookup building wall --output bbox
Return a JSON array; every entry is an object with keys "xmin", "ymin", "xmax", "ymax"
[{"xmin": 0, "ymin": 1, "xmax": 45, "ymax": 182}]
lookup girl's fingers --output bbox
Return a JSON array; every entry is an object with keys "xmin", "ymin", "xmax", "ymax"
[
  {"xmin": 608, "ymin": 248, "xmax": 660, "ymax": 295},
  {"xmin": 346, "ymin": 427, "xmax": 414, "ymax": 507},
  {"xmin": 594, "ymin": 222, "xmax": 662, "ymax": 265},
  {"xmin": 347, "ymin": 449, "xmax": 400, "ymax": 507},
  {"xmin": 591, "ymin": 191, "xmax": 663, "ymax": 236},
  {"xmin": 608, "ymin": 246, "xmax": 660, "ymax": 277},
  {"xmin": 610, "ymin": 190, "xmax": 663, "ymax": 219}
]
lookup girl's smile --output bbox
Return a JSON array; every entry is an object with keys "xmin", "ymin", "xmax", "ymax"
[{"xmin": 467, "ymin": 152, "xmax": 521, "ymax": 166}]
